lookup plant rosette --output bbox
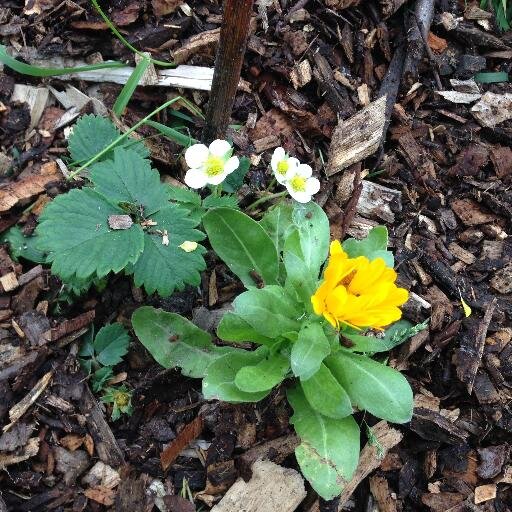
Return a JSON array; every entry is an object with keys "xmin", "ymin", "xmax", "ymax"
[{"xmin": 132, "ymin": 202, "xmax": 426, "ymax": 500}]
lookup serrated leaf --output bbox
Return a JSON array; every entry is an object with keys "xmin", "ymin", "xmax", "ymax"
[
  {"xmin": 291, "ymin": 322, "xmax": 331, "ymax": 379},
  {"xmin": 288, "ymin": 385, "xmax": 360, "ymax": 500},
  {"xmin": 202, "ymin": 347, "xmax": 271, "ymax": 403},
  {"xmin": 68, "ymin": 114, "xmax": 149, "ymax": 164},
  {"xmin": 130, "ymin": 205, "xmax": 206, "ymax": 296},
  {"xmin": 222, "ymin": 156, "xmax": 250, "ymax": 193},
  {"xmin": 326, "ymin": 350, "xmax": 413, "ymax": 423},
  {"xmin": 36, "ymin": 188, "xmax": 145, "ymax": 280},
  {"xmin": 92, "ymin": 366, "xmax": 113, "ymax": 392},
  {"xmin": 1, "ymin": 226, "xmax": 49, "ymax": 264},
  {"xmin": 90, "ymin": 147, "xmax": 168, "ymax": 216},
  {"xmin": 202, "ymin": 194, "xmax": 239, "ymax": 210},
  {"xmin": 203, "ymin": 208, "xmax": 279, "ymax": 288},
  {"xmin": 132, "ymin": 306, "xmax": 229, "ymax": 378},
  {"xmin": 167, "ymin": 185, "xmax": 202, "ymax": 206},
  {"xmin": 93, "ymin": 323, "xmax": 131, "ymax": 366},
  {"xmin": 235, "ymin": 351, "xmax": 290, "ymax": 392},
  {"xmin": 301, "ymin": 363, "xmax": 352, "ymax": 419},
  {"xmin": 342, "ymin": 226, "xmax": 394, "ymax": 267}
]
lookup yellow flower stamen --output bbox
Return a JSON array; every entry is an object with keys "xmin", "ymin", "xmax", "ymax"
[
  {"xmin": 113, "ymin": 390, "xmax": 130, "ymax": 407},
  {"xmin": 311, "ymin": 241, "xmax": 409, "ymax": 330},
  {"xmin": 277, "ymin": 160, "xmax": 289, "ymax": 175},
  {"xmin": 205, "ymin": 155, "xmax": 224, "ymax": 176},
  {"xmin": 290, "ymin": 176, "xmax": 306, "ymax": 192}
]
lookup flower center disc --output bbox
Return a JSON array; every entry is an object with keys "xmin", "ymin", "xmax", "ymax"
[
  {"xmin": 277, "ymin": 160, "xmax": 289, "ymax": 175},
  {"xmin": 290, "ymin": 176, "xmax": 306, "ymax": 192},
  {"xmin": 205, "ymin": 156, "xmax": 224, "ymax": 176}
]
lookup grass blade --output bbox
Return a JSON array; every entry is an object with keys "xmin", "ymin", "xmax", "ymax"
[
  {"xmin": 144, "ymin": 120, "xmax": 197, "ymax": 147},
  {"xmin": 0, "ymin": 44, "xmax": 125, "ymax": 77},
  {"xmin": 113, "ymin": 56, "xmax": 151, "ymax": 116}
]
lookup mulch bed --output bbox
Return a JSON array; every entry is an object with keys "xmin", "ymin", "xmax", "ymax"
[{"xmin": 0, "ymin": 0, "xmax": 511, "ymax": 510}]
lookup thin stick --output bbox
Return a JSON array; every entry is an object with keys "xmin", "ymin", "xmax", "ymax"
[{"xmin": 202, "ymin": 0, "xmax": 254, "ymax": 142}]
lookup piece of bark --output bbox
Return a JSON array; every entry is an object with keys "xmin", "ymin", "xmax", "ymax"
[
  {"xmin": 173, "ymin": 28, "xmax": 221, "ymax": 65},
  {"xmin": 474, "ymin": 484, "xmax": 497, "ymax": 504},
  {"xmin": 380, "ymin": 0, "xmax": 408, "ymax": 18},
  {"xmin": 421, "ymin": 492, "xmax": 464, "ymax": 511},
  {"xmin": 369, "ymin": 475, "xmax": 398, "ymax": 512},
  {"xmin": 211, "ymin": 459, "xmax": 306, "ymax": 512},
  {"xmin": 411, "ymin": 408, "xmax": 468, "ymax": 444},
  {"xmin": 357, "ymin": 181, "xmax": 402, "ymax": 223},
  {"xmin": 477, "ymin": 445, "xmax": 510, "ymax": 479},
  {"xmin": 0, "ymin": 437, "xmax": 39, "ymax": 469},
  {"xmin": 455, "ymin": 298, "xmax": 497, "ymax": 394},
  {"xmin": 152, "ymin": 0, "xmax": 183, "ymax": 17},
  {"xmin": 11, "ymin": 84, "xmax": 49, "ymax": 130},
  {"xmin": 0, "ymin": 160, "xmax": 61, "ymax": 212},
  {"xmin": 290, "ymin": 60, "xmax": 312, "ymax": 89},
  {"xmin": 490, "ymin": 263, "xmax": 512, "ymax": 294},
  {"xmin": 471, "ymin": 92, "xmax": 512, "ymax": 128},
  {"xmin": 78, "ymin": 385, "xmax": 125, "ymax": 467},
  {"xmin": 0, "ymin": 272, "xmax": 18, "ymax": 292},
  {"xmin": 4, "ymin": 371, "xmax": 53, "ymax": 432},
  {"xmin": 436, "ymin": 91, "xmax": 481, "ymax": 104},
  {"xmin": 398, "ymin": 132, "xmax": 435, "ymax": 181},
  {"xmin": 41, "ymin": 310, "xmax": 95, "ymax": 344},
  {"xmin": 237, "ymin": 435, "xmax": 299, "ymax": 479},
  {"xmin": 160, "ymin": 415, "xmax": 203, "ymax": 471},
  {"xmin": 451, "ymin": 198, "xmax": 496, "ymax": 226},
  {"xmin": 326, "ymin": 96, "xmax": 387, "ymax": 176}
]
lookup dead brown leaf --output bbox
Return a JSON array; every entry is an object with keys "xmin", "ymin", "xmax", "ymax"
[
  {"xmin": 84, "ymin": 486, "xmax": 116, "ymax": 507},
  {"xmin": 428, "ymin": 32, "xmax": 448, "ymax": 53},
  {"xmin": 152, "ymin": 0, "xmax": 183, "ymax": 17},
  {"xmin": 160, "ymin": 415, "xmax": 203, "ymax": 471}
]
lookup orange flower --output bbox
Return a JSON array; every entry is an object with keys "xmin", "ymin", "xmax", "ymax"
[{"xmin": 311, "ymin": 241, "xmax": 409, "ymax": 330}]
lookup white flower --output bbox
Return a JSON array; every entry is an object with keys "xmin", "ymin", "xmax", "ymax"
[
  {"xmin": 284, "ymin": 164, "xmax": 320, "ymax": 203},
  {"xmin": 270, "ymin": 146, "xmax": 300, "ymax": 184},
  {"xmin": 184, "ymin": 140, "xmax": 239, "ymax": 189}
]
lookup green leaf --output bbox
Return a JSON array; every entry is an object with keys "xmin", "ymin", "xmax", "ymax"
[
  {"xmin": 0, "ymin": 44, "xmax": 125, "ymax": 77},
  {"xmin": 202, "ymin": 194, "xmax": 239, "ymax": 210},
  {"xmin": 167, "ymin": 185, "xmax": 202, "ymax": 205},
  {"xmin": 130, "ymin": 205, "xmax": 206, "ymax": 296},
  {"xmin": 78, "ymin": 328, "xmax": 95, "ymax": 358},
  {"xmin": 68, "ymin": 114, "xmax": 149, "ymax": 164},
  {"xmin": 342, "ymin": 226, "xmax": 394, "ymax": 267},
  {"xmin": 202, "ymin": 347, "xmax": 271, "ymax": 403},
  {"xmin": 93, "ymin": 323, "xmax": 131, "ymax": 366},
  {"xmin": 283, "ymin": 234, "xmax": 318, "ymax": 306},
  {"xmin": 203, "ymin": 208, "xmax": 279, "ymax": 288},
  {"xmin": 287, "ymin": 202, "xmax": 330, "ymax": 277},
  {"xmin": 1, "ymin": 226, "xmax": 49, "ymax": 264},
  {"xmin": 235, "ymin": 351, "xmax": 290, "ymax": 392},
  {"xmin": 36, "ymin": 188, "xmax": 145, "ymax": 280},
  {"xmin": 90, "ymin": 147, "xmax": 168, "ymax": 216},
  {"xmin": 301, "ymin": 364, "xmax": 352, "ymax": 419},
  {"xmin": 92, "ymin": 366, "xmax": 114, "ymax": 392},
  {"xmin": 222, "ymin": 156, "xmax": 251, "ymax": 193},
  {"xmin": 232, "ymin": 286, "xmax": 301, "ymax": 338},
  {"xmin": 474, "ymin": 71, "xmax": 509, "ymax": 83},
  {"xmin": 291, "ymin": 322, "xmax": 331, "ymax": 379},
  {"xmin": 343, "ymin": 319, "xmax": 428, "ymax": 353},
  {"xmin": 145, "ymin": 120, "xmax": 198, "ymax": 147},
  {"xmin": 217, "ymin": 312, "xmax": 277, "ymax": 347},
  {"xmin": 326, "ymin": 350, "xmax": 413, "ymax": 423},
  {"xmin": 259, "ymin": 202, "xmax": 295, "ymax": 254},
  {"xmin": 113, "ymin": 57, "xmax": 151, "ymax": 116},
  {"xmin": 132, "ymin": 306, "xmax": 228, "ymax": 378},
  {"xmin": 288, "ymin": 385, "xmax": 360, "ymax": 500}
]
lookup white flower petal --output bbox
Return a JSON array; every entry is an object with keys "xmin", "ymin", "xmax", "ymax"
[
  {"xmin": 305, "ymin": 177, "xmax": 320, "ymax": 195},
  {"xmin": 271, "ymin": 147, "xmax": 285, "ymax": 165},
  {"xmin": 287, "ymin": 187, "xmax": 312, "ymax": 203},
  {"xmin": 208, "ymin": 171, "xmax": 229, "ymax": 185},
  {"xmin": 184, "ymin": 168, "xmax": 208, "ymax": 189},
  {"xmin": 184, "ymin": 144, "xmax": 209, "ymax": 169},
  {"xmin": 224, "ymin": 156, "xmax": 240, "ymax": 175},
  {"xmin": 209, "ymin": 139, "xmax": 232, "ymax": 157},
  {"xmin": 275, "ymin": 171, "xmax": 288, "ymax": 185},
  {"xmin": 296, "ymin": 163, "xmax": 312, "ymax": 178},
  {"xmin": 287, "ymin": 157, "xmax": 300, "ymax": 170}
]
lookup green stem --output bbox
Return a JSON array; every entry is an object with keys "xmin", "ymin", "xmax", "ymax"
[
  {"xmin": 265, "ymin": 177, "xmax": 277, "ymax": 192},
  {"xmin": 213, "ymin": 184, "xmax": 222, "ymax": 197},
  {"xmin": 68, "ymin": 97, "xmax": 197, "ymax": 179},
  {"xmin": 92, "ymin": 0, "xmax": 175, "ymax": 68},
  {"xmin": 245, "ymin": 191, "xmax": 287, "ymax": 212}
]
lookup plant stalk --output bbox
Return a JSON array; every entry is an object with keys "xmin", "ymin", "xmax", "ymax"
[{"xmin": 202, "ymin": 0, "xmax": 254, "ymax": 142}]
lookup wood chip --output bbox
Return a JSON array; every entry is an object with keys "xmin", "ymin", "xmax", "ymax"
[
  {"xmin": 369, "ymin": 475, "xmax": 397, "ymax": 512},
  {"xmin": 0, "ymin": 160, "xmax": 61, "ymax": 212},
  {"xmin": 451, "ymin": 198, "xmax": 496, "ymax": 226},
  {"xmin": 471, "ymin": 92, "xmax": 512, "ymax": 128},
  {"xmin": 4, "ymin": 371, "xmax": 53, "ymax": 432},
  {"xmin": 11, "ymin": 84, "xmax": 49, "ymax": 130},
  {"xmin": 0, "ymin": 272, "xmax": 19, "ymax": 292},
  {"xmin": 357, "ymin": 181, "xmax": 402, "ymax": 223},
  {"xmin": 290, "ymin": 60, "xmax": 312, "ymax": 89},
  {"xmin": 0, "ymin": 437, "xmax": 39, "ymax": 469},
  {"xmin": 326, "ymin": 96, "xmax": 387, "ymax": 176},
  {"xmin": 474, "ymin": 483, "xmax": 497, "ymax": 504},
  {"xmin": 160, "ymin": 415, "xmax": 203, "ymax": 471},
  {"xmin": 211, "ymin": 460, "xmax": 306, "ymax": 512},
  {"xmin": 490, "ymin": 263, "xmax": 512, "ymax": 294},
  {"xmin": 448, "ymin": 242, "xmax": 476, "ymax": 265},
  {"xmin": 436, "ymin": 91, "xmax": 481, "ymax": 104},
  {"xmin": 173, "ymin": 29, "xmax": 221, "ymax": 64}
]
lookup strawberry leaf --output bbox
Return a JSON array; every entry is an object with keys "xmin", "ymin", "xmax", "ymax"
[{"xmin": 93, "ymin": 323, "xmax": 131, "ymax": 366}]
